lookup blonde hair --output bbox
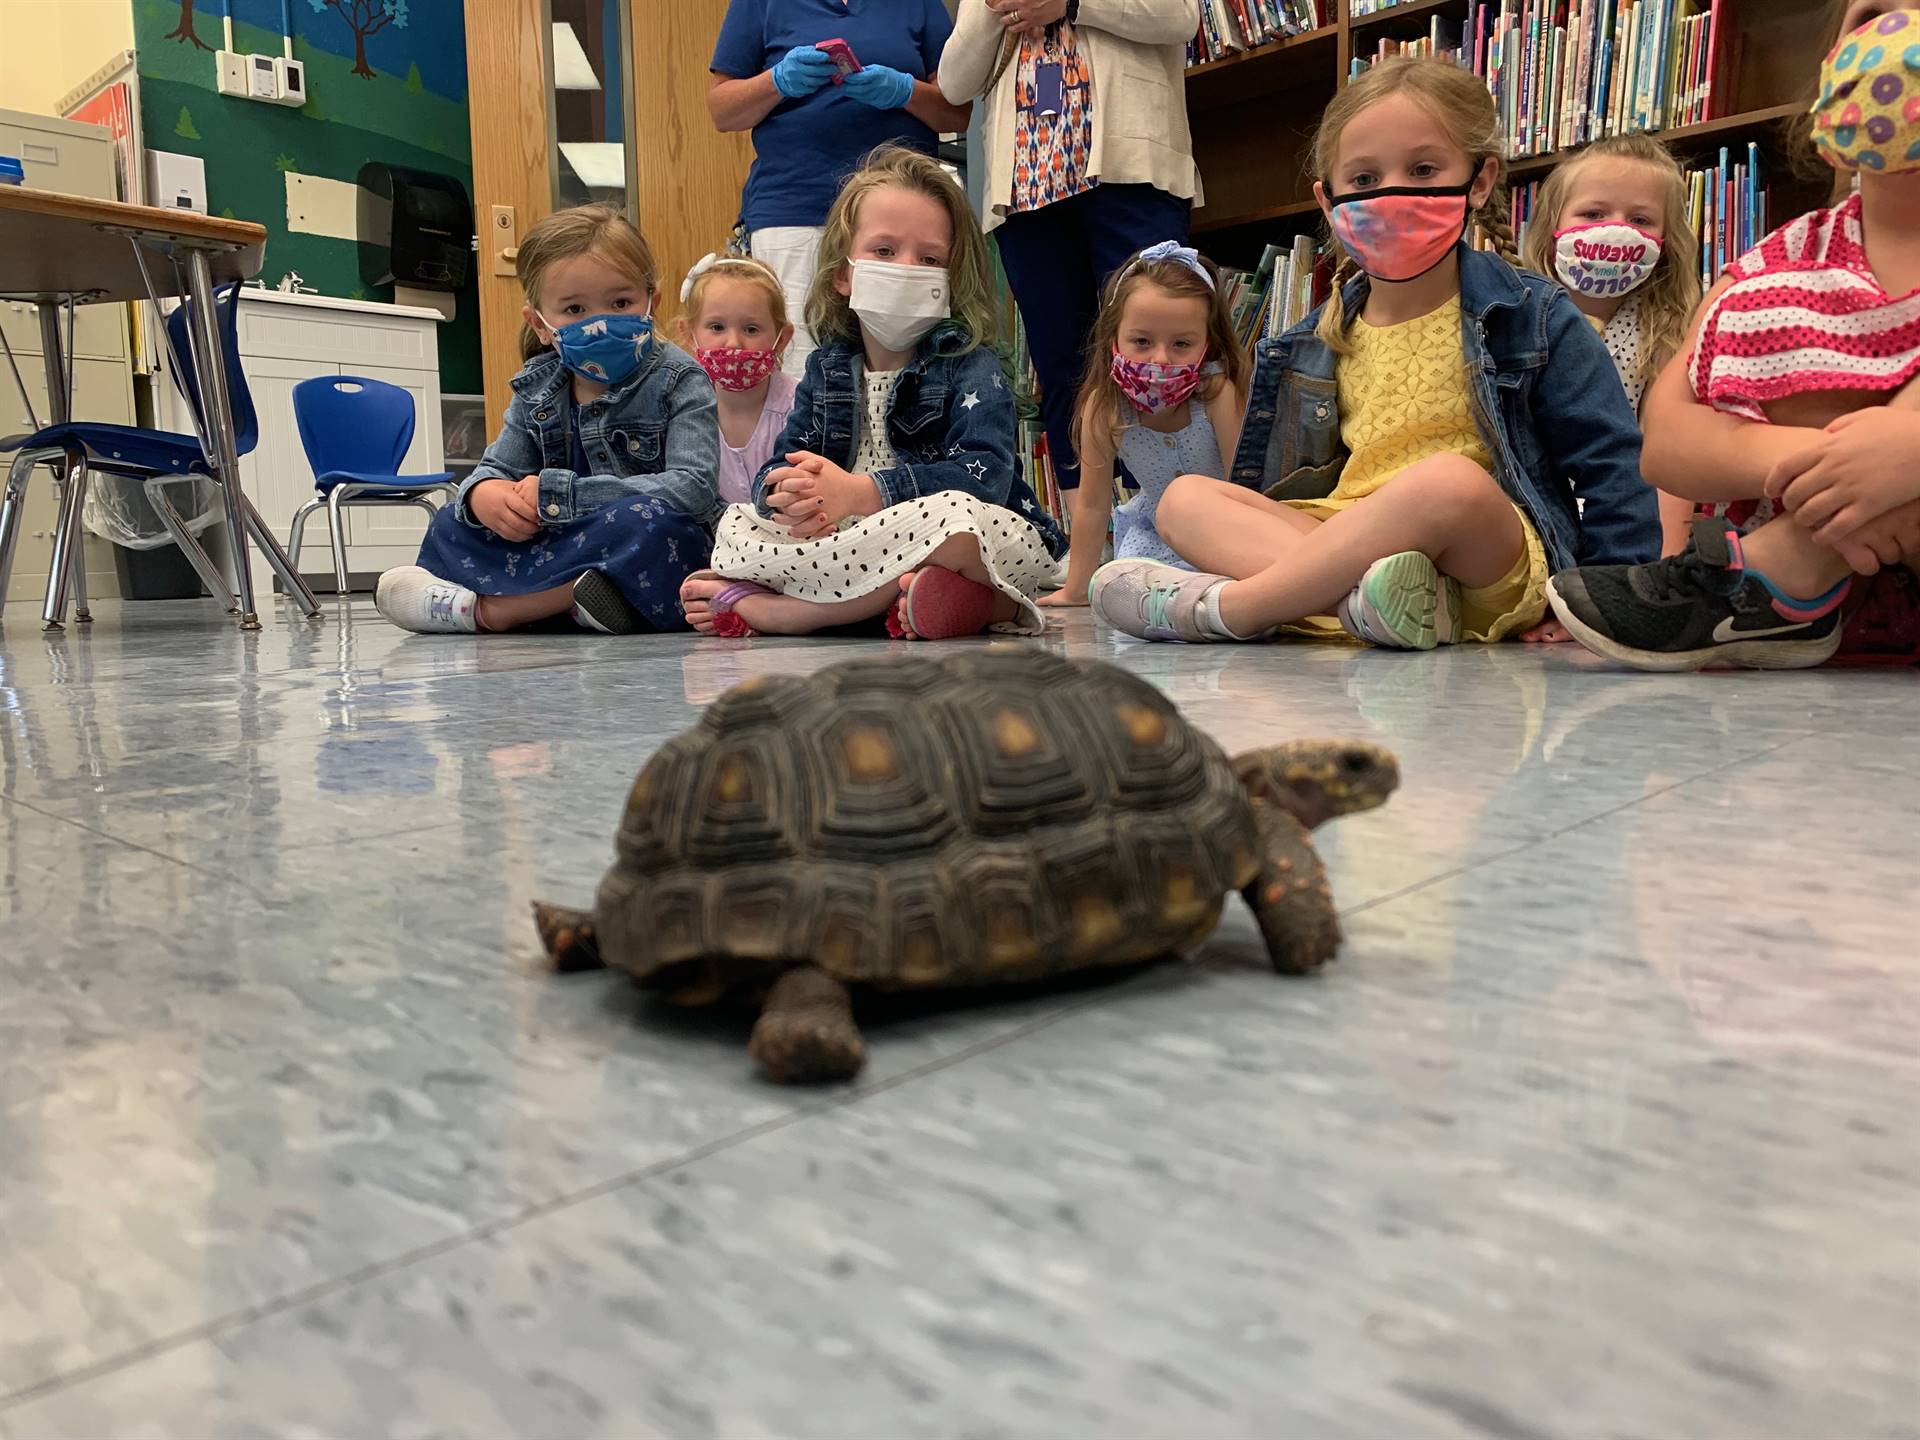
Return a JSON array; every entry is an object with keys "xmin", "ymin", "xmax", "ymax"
[
  {"xmin": 516, "ymin": 203, "xmax": 659, "ymax": 361},
  {"xmin": 677, "ymin": 256, "xmax": 789, "ymax": 341},
  {"xmin": 806, "ymin": 145, "xmax": 997, "ymax": 353},
  {"xmin": 1521, "ymin": 135, "xmax": 1702, "ymax": 394},
  {"xmin": 1071, "ymin": 250, "xmax": 1249, "ymax": 458},
  {"xmin": 1311, "ymin": 59, "xmax": 1519, "ymax": 354}
]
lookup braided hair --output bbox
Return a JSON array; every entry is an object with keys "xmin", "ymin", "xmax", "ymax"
[{"xmin": 1311, "ymin": 59, "xmax": 1515, "ymax": 355}]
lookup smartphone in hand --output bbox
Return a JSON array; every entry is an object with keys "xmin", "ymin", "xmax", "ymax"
[{"xmin": 816, "ymin": 38, "xmax": 862, "ymax": 83}]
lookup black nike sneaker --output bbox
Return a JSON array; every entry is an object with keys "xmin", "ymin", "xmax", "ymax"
[
  {"xmin": 570, "ymin": 569, "xmax": 647, "ymax": 635},
  {"xmin": 1546, "ymin": 519, "xmax": 1849, "ymax": 672}
]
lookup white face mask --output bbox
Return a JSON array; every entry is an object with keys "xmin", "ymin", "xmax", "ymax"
[
  {"xmin": 848, "ymin": 259, "xmax": 950, "ymax": 353},
  {"xmin": 1552, "ymin": 222, "xmax": 1663, "ymax": 299}
]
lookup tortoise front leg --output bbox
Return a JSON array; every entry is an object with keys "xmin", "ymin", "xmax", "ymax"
[
  {"xmin": 1241, "ymin": 803, "xmax": 1342, "ymax": 974},
  {"xmin": 748, "ymin": 966, "xmax": 866, "ymax": 1083}
]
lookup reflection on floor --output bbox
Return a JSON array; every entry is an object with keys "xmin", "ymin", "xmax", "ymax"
[{"xmin": 0, "ymin": 600, "xmax": 1915, "ymax": 1439}]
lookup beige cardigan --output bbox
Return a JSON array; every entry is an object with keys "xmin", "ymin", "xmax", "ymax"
[{"xmin": 938, "ymin": 0, "xmax": 1203, "ymax": 233}]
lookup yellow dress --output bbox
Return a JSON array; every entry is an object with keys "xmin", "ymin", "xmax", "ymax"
[{"xmin": 1285, "ymin": 296, "xmax": 1547, "ymax": 641}]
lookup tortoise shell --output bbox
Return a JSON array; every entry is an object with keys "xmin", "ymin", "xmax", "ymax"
[{"xmin": 590, "ymin": 649, "xmax": 1261, "ymax": 992}]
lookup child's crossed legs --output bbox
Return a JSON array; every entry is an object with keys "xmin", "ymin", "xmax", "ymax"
[{"xmin": 1154, "ymin": 453, "xmax": 1526, "ymax": 637}]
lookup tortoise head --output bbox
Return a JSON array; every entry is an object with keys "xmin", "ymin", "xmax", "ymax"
[{"xmin": 1232, "ymin": 741, "xmax": 1399, "ymax": 830}]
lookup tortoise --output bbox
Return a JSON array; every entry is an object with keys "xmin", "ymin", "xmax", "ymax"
[{"xmin": 533, "ymin": 649, "xmax": 1397, "ymax": 1083}]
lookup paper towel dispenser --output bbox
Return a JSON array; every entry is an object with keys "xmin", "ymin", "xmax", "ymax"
[{"xmin": 357, "ymin": 163, "xmax": 473, "ymax": 291}]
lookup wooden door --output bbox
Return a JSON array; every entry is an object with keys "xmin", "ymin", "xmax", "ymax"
[
  {"xmin": 464, "ymin": 0, "xmax": 751, "ymax": 425},
  {"xmin": 630, "ymin": 3, "xmax": 754, "ymax": 318},
  {"xmin": 463, "ymin": 0, "xmax": 555, "ymax": 431}
]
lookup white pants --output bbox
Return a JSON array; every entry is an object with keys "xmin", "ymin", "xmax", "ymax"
[{"xmin": 749, "ymin": 225, "xmax": 824, "ymax": 378}]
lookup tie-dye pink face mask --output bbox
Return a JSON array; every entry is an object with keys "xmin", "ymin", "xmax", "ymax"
[{"xmin": 1326, "ymin": 180, "xmax": 1475, "ymax": 283}]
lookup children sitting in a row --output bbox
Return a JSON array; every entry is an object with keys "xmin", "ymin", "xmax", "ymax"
[{"xmin": 381, "ymin": 10, "xmax": 1920, "ymax": 671}]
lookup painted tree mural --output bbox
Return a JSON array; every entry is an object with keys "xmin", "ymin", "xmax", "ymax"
[
  {"xmin": 305, "ymin": 0, "xmax": 411, "ymax": 80},
  {"xmin": 165, "ymin": 0, "xmax": 212, "ymax": 50}
]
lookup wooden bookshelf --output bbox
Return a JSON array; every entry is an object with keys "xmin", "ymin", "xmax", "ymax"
[{"xmin": 1185, "ymin": 0, "xmax": 1835, "ymax": 265}]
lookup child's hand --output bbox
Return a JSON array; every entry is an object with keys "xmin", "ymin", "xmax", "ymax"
[
  {"xmin": 766, "ymin": 452, "xmax": 881, "ymax": 538},
  {"xmin": 1766, "ymin": 409, "xmax": 1920, "ymax": 544},
  {"xmin": 470, "ymin": 477, "xmax": 542, "ymax": 543},
  {"xmin": 1037, "ymin": 586, "xmax": 1088, "ymax": 608},
  {"xmin": 1832, "ymin": 496, "xmax": 1920, "ymax": 576},
  {"xmin": 1518, "ymin": 618, "xmax": 1572, "ymax": 643}
]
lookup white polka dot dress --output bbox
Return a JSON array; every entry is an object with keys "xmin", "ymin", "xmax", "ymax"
[
  {"xmin": 709, "ymin": 368, "xmax": 1064, "ymax": 634},
  {"xmin": 1599, "ymin": 296, "xmax": 1650, "ymax": 414}
]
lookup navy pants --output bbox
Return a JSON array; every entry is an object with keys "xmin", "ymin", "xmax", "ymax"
[
  {"xmin": 416, "ymin": 496, "xmax": 712, "ymax": 633},
  {"xmin": 993, "ymin": 183, "xmax": 1192, "ymax": 490}
]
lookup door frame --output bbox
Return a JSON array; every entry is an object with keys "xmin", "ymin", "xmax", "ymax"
[
  {"xmin": 464, "ymin": 0, "xmax": 753, "ymax": 428},
  {"xmin": 463, "ymin": 0, "xmax": 555, "ymax": 430}
]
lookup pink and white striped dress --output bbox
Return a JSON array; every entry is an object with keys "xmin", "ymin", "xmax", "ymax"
[
  {"xmin": 1690, "ymin": 193, "xmax": 1920, "ymax": 424},
  {"xmin": 1689, "ymin": 193, "xmax": 1920, "ymax": 533}
]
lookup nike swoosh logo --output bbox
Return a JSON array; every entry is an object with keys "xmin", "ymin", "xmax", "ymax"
[{"xmin": 1712, "ymin": 615, "xmax": 1812, "ymax": 643}]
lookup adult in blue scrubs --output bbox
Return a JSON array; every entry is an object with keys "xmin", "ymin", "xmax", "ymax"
[{"xmin": 710, "ymin": 0, "xmax": 973, "ymax": 375}]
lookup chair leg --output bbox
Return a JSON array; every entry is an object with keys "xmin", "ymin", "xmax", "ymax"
[
  {"xmin": 287, "ymin": 498, "xmax": 322, "ymax": 575},
  {"xmin": 239, "ymin": 493, "xmax": 321, "ymax": 618},
  {"xmin": 69, "ymin": 495, "xmax": 92, "ymax": 624},
  {"xmin": 326, "ymin": 486, "xmax": 351, "ymax": 596},
  {"xmin": 41, "ymin": 448, "xmax": 89, "ymax": 630},
  {"xmin": 145, "ymin": 476, "xmax": 237, "ymax": 611},
  {"xmin": 0, "ymin": 449, "xmax": 65, "ymax": 620}
]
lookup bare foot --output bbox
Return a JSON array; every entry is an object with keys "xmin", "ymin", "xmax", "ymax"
[
  {"xmin": 1519, "ymin": 618, "xmax": 1573, "ymax": 643},
  {"xmin": 679, "ymin": 570, "xmax": 726, "ymax": 635},
  {"xmin": 890, "ymin": 567, "xmax": 1020, "ymax": 640}
]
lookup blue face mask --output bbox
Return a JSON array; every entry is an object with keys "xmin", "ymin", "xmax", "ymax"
[{"xmin": 544, "ymin": 307, "xmax": 654, "ymax": 384}]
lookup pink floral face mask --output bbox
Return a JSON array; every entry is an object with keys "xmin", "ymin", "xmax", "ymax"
[
  {"xmin": 1326, "ymin": 179, "xmax": 1475, "ymax": 283},
  {"xmin": 696, "ymin": 344, "xmax": 781, "ymax": 392},
  {"xmin": 1111, "ymin": 352, "xmax": 1205, "ymax": 414}
]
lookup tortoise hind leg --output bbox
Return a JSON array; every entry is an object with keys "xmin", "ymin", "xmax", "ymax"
[
  {"xmin": 1242, "ymin": 804, "xmax": 1342, "ymax": 974},
  {"xmin": 748, "ymin": 966, "xmax": 866, "ymax": 1083},
  {"xmin": 531, "ymin": 901, "xmax": 605, "ymax": 972}
]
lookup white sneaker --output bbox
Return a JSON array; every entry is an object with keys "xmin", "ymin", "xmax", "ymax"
[
  {"xmin": 375, "ymin": 566, "xmax": 479, "ymax": 634},
  {"xmin": 1336, "ymin": 551, "xmax": 1460, "ymax": 650}
]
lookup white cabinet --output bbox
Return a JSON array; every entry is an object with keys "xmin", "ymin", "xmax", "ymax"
[{"xmin": 154, "ymin": 290, "xmax": 445, "ymax": 595}]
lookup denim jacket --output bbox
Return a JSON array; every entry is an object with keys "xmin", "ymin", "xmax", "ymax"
[
  {"xmin": 458, "ymin": 339, "xmax": 722, "ymax": 529},
  {"xmin": 753, "ymin": 324, "xmax": 1068, "ymax": 559},
  {"xmin": 1232, "ymin": 246, "xmax": 1659, "ymax": 572}
]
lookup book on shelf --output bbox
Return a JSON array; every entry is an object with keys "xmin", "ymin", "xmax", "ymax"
[
  {"xmin": 1218, "ymin": 234, "xmax": 1329, "ymax": 349},
  {"xmin": 1503, "ymin": 139, "xmax": 1768, "ymax": 283},
  {"xmin": 1352, "ymin": 0, "xmax": 1726, "ymax": 157},
  {"xmin": 1188, "ymin": 0, "xmax": 1327, "ymax": 66}
]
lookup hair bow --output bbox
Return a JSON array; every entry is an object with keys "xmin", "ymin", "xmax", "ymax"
[
  {"xmin": 680, "ymin": 252, "xmax": 723, "ymax": 304},
  {"xmin": 1124, "ymin": 240, "xmax": 1215, "ymax": 291}
]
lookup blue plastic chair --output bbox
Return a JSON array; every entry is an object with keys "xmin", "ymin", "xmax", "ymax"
[
  {"xmin": 287, "ymin": 375, "xmax": 457, "ymax": 596},
  {"xmin": 0, "ymin": 282, "xmax": 259, "ymax": 623}
]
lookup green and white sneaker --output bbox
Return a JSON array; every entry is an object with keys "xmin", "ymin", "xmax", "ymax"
[{"xmin": 1336, "ymin": 551, "xmax": 1460, "ymax": 650}]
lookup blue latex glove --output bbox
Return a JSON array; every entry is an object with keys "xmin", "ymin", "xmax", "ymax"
[
  {"xmin": 841, "ymin": 63, "xmax": 916, "ymax": 111},
  {"xmin": 770, "ymin": 44, "xmax": 837, "ymax": 99}
]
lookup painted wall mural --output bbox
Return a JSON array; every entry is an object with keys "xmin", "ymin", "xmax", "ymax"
[{"xmin": 136, "ymin": 0, "xmax": 480, "ymax": 392}]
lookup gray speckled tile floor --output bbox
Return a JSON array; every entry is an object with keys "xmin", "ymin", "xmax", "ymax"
[{"xmin": 1, "ymin": 598, "xmax": 1916, "ymax": 1440}]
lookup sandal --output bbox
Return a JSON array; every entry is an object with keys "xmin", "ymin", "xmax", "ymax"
[
  {"xmin": 888, "ymin": 567, "xmax": 1000, "ymax": 640},
  {"xmin": 707, "ymin": 580, "xmax": 775, "ymax": 638}
]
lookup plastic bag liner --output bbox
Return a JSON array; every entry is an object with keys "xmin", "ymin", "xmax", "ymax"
[{"xmin": 84, "ymin": 472, "xmax": 223, "ymax": 550}]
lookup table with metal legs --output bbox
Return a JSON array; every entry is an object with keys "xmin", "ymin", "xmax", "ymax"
[{"xmin": 0, "ymin": 186, "xmax": 323, "ymax": 631}]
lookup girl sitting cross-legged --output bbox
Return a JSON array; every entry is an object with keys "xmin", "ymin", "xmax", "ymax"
[
  {"xmin": 679, "ymin": 144, "xmax": 1067, "ymax": 640},
  {"xmin": 1089, "ymin": 58, "xmax": 1659, "ymax": 650}
]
